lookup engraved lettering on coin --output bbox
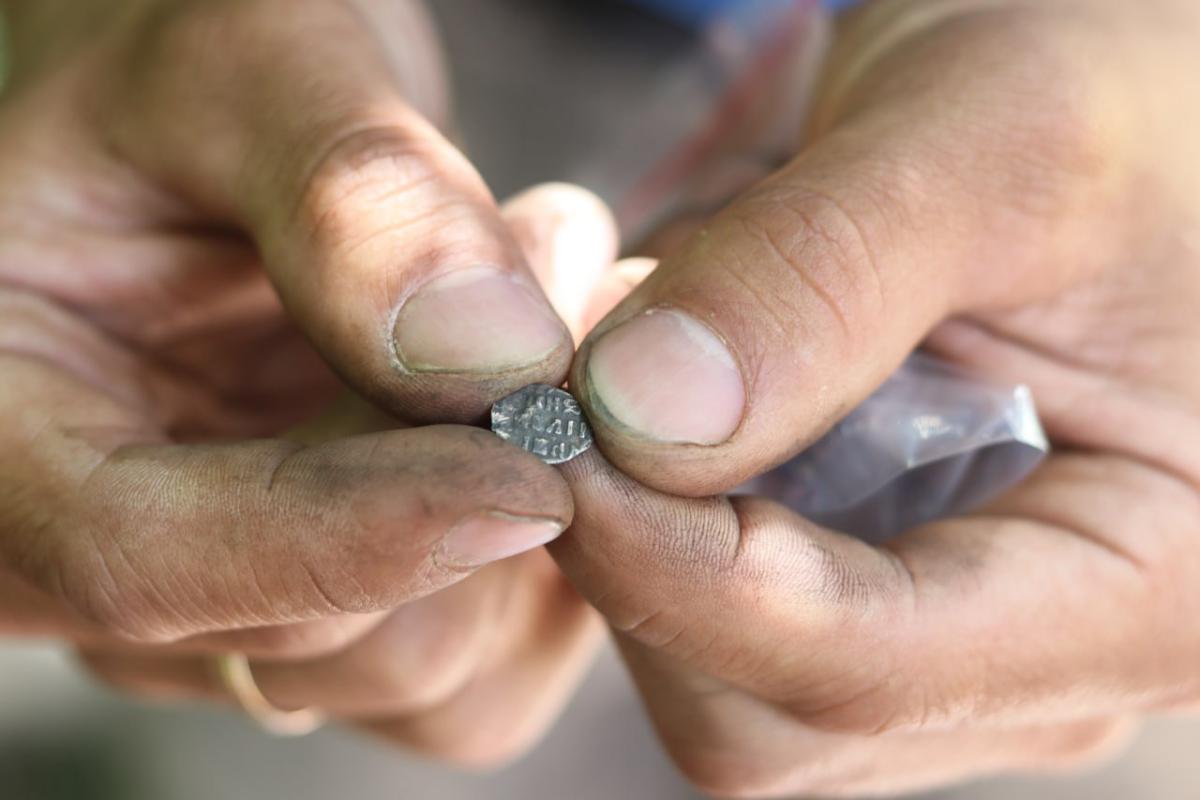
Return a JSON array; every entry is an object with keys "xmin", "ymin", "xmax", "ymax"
[{"xmin": 491, "ymin": 385, "xmax": 594, "ymax": 465}]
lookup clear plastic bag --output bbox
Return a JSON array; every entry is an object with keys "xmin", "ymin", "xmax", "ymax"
[{"xmin": 737, "ymin": 354, "xmax": 1049, "ymax": 542}]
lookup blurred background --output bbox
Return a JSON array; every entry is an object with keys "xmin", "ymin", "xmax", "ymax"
[{"xmin": 2, "ymin": 1, "xmax": 1199, "ymax": 798}]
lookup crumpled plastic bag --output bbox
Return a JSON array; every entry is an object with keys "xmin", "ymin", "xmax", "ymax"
[{"xmin": 737, "ymin": 354, "xmax": 1049, "ymax": 542}]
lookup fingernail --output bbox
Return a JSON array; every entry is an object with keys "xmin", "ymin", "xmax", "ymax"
[
  {"xmin": 586, "ymin": 309, "xmax": 745, "ymax": 445},
  {"xmin": 439, "ymin": 512, "xmax": 565, "ymax": 570},
  {"xmin": 394, "ymin": 266, "xmax": 567, "ymax": 373}
]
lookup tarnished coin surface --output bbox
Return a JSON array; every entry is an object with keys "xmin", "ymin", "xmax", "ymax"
[{"xmin": 491, "ymin": 385, "xmax": 593, "ymax": 465}]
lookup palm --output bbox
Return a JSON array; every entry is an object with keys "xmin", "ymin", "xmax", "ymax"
[{"xmin": 0, "ymin": 76, "xmax": 339, "ymax": 443}]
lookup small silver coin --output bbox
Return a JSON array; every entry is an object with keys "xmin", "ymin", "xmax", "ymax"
[{"xmin": 491, "ymin": 385, "xmax": 594, "ymax": 465}]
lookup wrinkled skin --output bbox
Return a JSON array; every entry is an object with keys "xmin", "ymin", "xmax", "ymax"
[
  {"xmin": 555, "ymin": 0, "xmax": 1200, "ymax": 796},
  {"xmin": 4, "ymin": 0, "xmax": 1200, "ymax": 793}
]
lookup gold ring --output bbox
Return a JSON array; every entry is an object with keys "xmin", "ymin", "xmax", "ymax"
[{"xmin": 213, "ymin": 653, "xmax": 325, "ymax": 737}]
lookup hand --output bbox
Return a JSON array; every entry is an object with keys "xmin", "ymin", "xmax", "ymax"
[
  {"xmin": 557, "ymin": 0, "xmax": 1200, "ymax": 795},
  {"xmin": 0, "ymin": 0, "xmax": 612, "ymax": 765},
  {"xmin": 68, "ymin": 184, "xmax": 614, "ymax": 764}
]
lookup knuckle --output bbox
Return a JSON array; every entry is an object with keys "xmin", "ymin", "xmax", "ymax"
[
  {"xmin": 291, "ymin": 126, "xmax": 494, "ymax": 264},
  {"xmin": 285, "ymin": 549, "xmax": 382, "ymax": 618},
  {"xmin": 260, "ymin": 444, "xmax": 425, "ymax": 613},
  {"xmin": 340, "ymin": 431, "xmax": 566, "ymax": 589},
  {"xmin": 299, "ymin": 127, "xmax": 443, "ymax": 218},
  {"xmin": 334, "ymin": 516, "xmax": 440, "ymax": 610},
  {"xmin": 724, "ymin": 185, "xmax": 885, "ymax": 347}
]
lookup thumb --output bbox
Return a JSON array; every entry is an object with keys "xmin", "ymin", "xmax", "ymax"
[
  {"xmin": 571, "ymin": 3, "xmax": 1135, "ymax": 494},
  {"xmin": 103, "ymin": 0, "xmax": 571, "ymax": 423}
]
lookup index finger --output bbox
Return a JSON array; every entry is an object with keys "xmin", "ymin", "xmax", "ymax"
[{"xmin": 0, "ymin": 350, "xmax": 572, "ymax": 645}]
